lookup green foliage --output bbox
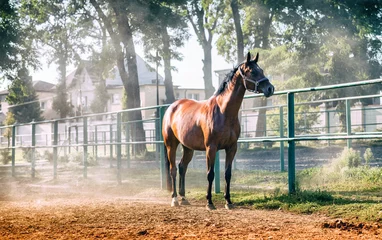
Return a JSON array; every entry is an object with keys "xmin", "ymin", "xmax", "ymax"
[
  {"xmin": 52, "ymin": 82, "xmax": 73, "ymax": 118},
  {"xmin": 267, "ymin": 105, "xmax": 320, "ymax": 136},
  {"xmin": 217, "ymin": 0, "xmax": 382, "ymax": 108},
  {"xmin": 90, "ymin": 82, "xmax": 109, "ymax": 115},
  {"xmin": 363, "ymin": 148, "xmax": 374, "ymax": 167},
  {"xmin": 338, "ymin": 148, "xmax": 361, "ymax": 169},
  {"xmin": 0, "ymin": 1, "xmax": 37, "ymax": 79},
  {"xmin": 296, "ymin": 148, "xmax": 381, "ymax": 193},
  {"xmin": 5, "ymin": 69, "xmax": 43, "ymax": 123},
  {"xmin": 22, "ymin": 147, "xmax": 33, "ymax": 162},
  {"xmin": 0, "ymin": 149, "xmax": 11, "ymax": 165},
  {"xmin": 43, "ymin": 150, "xmax": 53, "ymax": 163}
]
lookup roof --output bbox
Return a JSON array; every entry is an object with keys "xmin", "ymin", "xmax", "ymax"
[
  {"xmin": 106, "ymin": 55, "xmax": 164, "ymax": 87},
  {"xmin": 33, "ymin": 80, "xmax": 55, "ymax": 92},
  {"xmin": 66, "ymin": 60, "xmax": 102, "ymax": 89},
  {"xmin": 65, "ymin": 55, "xmax": 163, "ymax": 88}
]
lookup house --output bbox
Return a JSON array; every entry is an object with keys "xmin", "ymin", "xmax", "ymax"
[
  {"xmin": 0, "ymin": 90, "xmax": 9, "ymax": 123},
  {"xmin": 68, "ymin": 55, "xmax": 205, "ymax": 119},
  {"xmin": 0, "ymin": 80, "xmax": 57, "ymax": 123},
  {"xmin": 33, "ymin": 80, "xmax": 56, "ymax": 120},
  {"xmin": 1, "ymin": 55, "xmax": 206, "ymax": 123}
]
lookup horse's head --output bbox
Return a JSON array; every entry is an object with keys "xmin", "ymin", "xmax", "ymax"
[{"xmin": 239, "ymin": 52, "xmax": 274, "ymax": 97}]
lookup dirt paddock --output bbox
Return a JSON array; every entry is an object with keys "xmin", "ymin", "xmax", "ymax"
[{"xmin": 1, "ymin": 178, "xmax": 381, "ymax": 240}]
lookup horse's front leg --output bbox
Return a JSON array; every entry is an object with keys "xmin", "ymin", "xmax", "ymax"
[
  {"xmin": 166, "ymin": 145, "xmax": 179, "ymax": 207},
  {"xmin": 206, "ymin": 145, "xmax": 217, "ymax": 210},
  {"xmin": 178, "ymin": 146, "xmax": 193, "ymax": 205},
  {"xmin": 224, "ymin": 144, "xmax": 237, "ymax": 210}
]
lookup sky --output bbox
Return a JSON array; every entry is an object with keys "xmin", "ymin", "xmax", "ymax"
[{"xmin": 31, "ymin": 33, "xmax": 234, "ymax": 90}]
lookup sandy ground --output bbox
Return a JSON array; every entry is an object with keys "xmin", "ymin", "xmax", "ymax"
[
  {"xmin": 1, "ymin": 145, "xmax": 382, "ymax": 239},
  {"xmin": 0, "ymin": 179, "xmax": 381, "ymax": 240}
]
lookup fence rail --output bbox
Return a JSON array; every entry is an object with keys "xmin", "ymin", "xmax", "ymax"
[{"xmin": 1, "ymin": 78, "xmax": 382, "ymax": 194}]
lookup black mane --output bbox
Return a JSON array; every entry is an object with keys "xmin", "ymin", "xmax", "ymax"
[{"xmin": 214, "ymin": 65, "xmax": 239, "ymax": 96}]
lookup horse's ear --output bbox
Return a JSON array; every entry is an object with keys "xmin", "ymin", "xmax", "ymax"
[
  {"xmin": 254, "ymin": 52, "xmax": 259, "ymax": 63},
  {"xmin": 246, "ymin": 52, "xmax": 251, "ymax": 65}
]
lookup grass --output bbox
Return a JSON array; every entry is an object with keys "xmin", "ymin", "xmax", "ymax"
[{"xmin": 181, "ymin": 165, "xmax": 382, "ymax": 223}]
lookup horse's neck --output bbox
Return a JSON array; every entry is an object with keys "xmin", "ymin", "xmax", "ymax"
[{"xmin": 215, "ymin": 74, "xmax": 246, "ymax": 116}]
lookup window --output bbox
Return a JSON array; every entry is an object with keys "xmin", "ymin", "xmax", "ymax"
[
  {"xmin": 0, "ymin": 103, "xmax": 2, "ymax": 112},
  {"xmin": 187, "ymin": 93, "xmax": 199, "ymax": 101},
  {"xmin": 112, "ymin": 94, "xmax": 120, "ymax": 104},
  {"xmin": 82, "ymin": 96, "xmax": 88, "ymax": 106},
  {"xmin": 40, "ymin": 102, "xmax": 46, "ymax": 111}
]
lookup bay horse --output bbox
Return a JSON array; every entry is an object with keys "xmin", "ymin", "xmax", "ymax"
[{"xmin": 162, "ymin": 52, "xmax": 274, "ymax": 210}]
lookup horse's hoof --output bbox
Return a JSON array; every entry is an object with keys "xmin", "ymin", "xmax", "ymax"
[
  {"xmin": 171, "ymin": 198, "xmax": 179, "ymax": 207},
  {"xmin": 180, "ymin": 198, "xmax": 191, "ymax": 206},
  {"xmin": 225, "ymin": 203, "xmax": 234, "ymax": 210},
  {"xmin": 206, "ymin": 204, "xmax": 216, "ymax": 210}
]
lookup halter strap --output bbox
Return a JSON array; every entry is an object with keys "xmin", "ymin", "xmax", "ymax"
[{"xmin": 238, "ymin": 67, "xmax": 269, "ymax": 93}]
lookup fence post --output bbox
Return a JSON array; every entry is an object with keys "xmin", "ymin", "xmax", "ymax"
[
  {"xmin": 326, "ymin": 108, "xmax": 331, "ymax": 146},
  {"xmin": 95, "ymin": 125, "xmax": 98, "ymax": 162},
  {"xmin": 346, "ymin": 99, "xmax": 352, "ymax": 148},
  {"xmin": 68, "ymin": 126, "xmax": 71, "ymax": 154},
  {"xmin": 214, "ymin": 151, "xmax": 221, "ymax": 194},
  {"xmin": 31, "ymin": 121, "xmax": 36, "ymax": 178},
  {"xmin": 83, "ymin": 117, "xmax": 88, "ymax": 178},
  {"xmin": 116, "ymin": 112, "xmax": 122, "ymax": 184},
  {"xmin": 279, "ymin": 106, "xmax": 285, "ymax": 172},
  {"xmin": 75, "ymin": 125, "xmax": 78, "ymax": 152},
  {"xmin": 53, "ymin": 120, "xmax": 58, "ymax": 179},
  {"xmin": 109, "ymin": 124, "xmax": 113, "ymax": 168},
  {"xmin": 11, "ymin": 123, "xmax": 16, "ymax": 177},
  {"xmin": 126, "ymin": 122, "xmax": 130, "ymax": 168},
  {"xmin": 159, "ymin": 106, "xmax": 167, "ymax": 189},
  {"xmin": 287, "ymin": 92, "xmax": 296, "ymax": 194}
]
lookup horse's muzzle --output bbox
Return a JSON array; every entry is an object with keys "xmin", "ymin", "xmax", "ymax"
[{"xmin": 264, "ymin": 84, "xmax": 274, "ymax": 98}]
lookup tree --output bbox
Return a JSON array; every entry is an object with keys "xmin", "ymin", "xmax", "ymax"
[
  {"xmin": 185, "ymin": 0, "xmax": 224, "ymax": 98},
  {"xmin": 90, "ymin": 0, "xmax": 147, "ymax": 154},
  {"xmin": 20, "ymin": 0, "xmax": 95, "ymax": 118},
  {"xmin": 0, "ymin": 0, "xmax": 20, "ymax": 79},
  {"xmin": 217, "ymin": 0, "xmax": 382, "ymax": 133},
  {"xmin": 90, "ymin": 80, "xmax": 110, "ymax": 115},
  {"xmin": 140, "ymin": 0, "xmax": 189, "ymax": 104},
  {"xmin": 1, "ymin": 0, "xmax": 37, "ymax": 81},
  {"xmin": 6, "ymin": 69, "xmax": 44, "ymax": 123},
  {"xmin": 230, "ymin": 0, "xmax": 244, "ymax": 62}
]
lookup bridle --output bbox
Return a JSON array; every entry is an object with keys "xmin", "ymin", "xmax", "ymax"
[{"xmin": 238, "ymin": 66, "xmax": 269, "ymax": 93}]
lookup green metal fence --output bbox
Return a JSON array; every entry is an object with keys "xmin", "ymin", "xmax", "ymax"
[{"xmin": 1, "ymin": 78, "xmax": 382, "ymax": 194}]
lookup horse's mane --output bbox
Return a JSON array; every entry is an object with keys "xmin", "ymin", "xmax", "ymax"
[{"xmin": 214, "ymin": 65, "xmax": 240, "ymax": 96}]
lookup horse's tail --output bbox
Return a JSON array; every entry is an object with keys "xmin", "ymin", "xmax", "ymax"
[{"xmin": 164, "ymin": 144, "xmax": 172, "ymax": 191}]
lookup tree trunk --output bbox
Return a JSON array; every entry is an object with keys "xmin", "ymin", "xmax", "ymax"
[
  {"xmin": 262, "ymin": 11, "xmax": 273, "ymax": 49},
  {"xmin": 91, "ymin": 0, "xmax": 146, "ymax": 154},
  {"xmin": 230, "ymin": 0, "xmax": 244, "ymax": 63},
  {"xmin": 203, "ymin": 44, "xmax": 215, "ymax": 98},
  {"xmin": 255, "ymin": 98, "xmax": 267, "ymax": 137},
  {"xmin": 117, "ymin": 15, "xmax": 147, "ymax": 154},
  {"xmin": 161, "ymin": 27, "xmax": 176, "ymax": 104},
  {"xmin": 187, "ymin": 0, "xmax": 220, "ymax": 99},
  {"xmin": 254, "ymin": 10, "xmax": 274, "ymax": 140}
]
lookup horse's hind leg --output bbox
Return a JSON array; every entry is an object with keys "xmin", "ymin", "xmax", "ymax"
[
  {"xmin": 178, "ymin": 145, "xmax": 194, "ymax": 205},
  {"xmin": 165, "ymin": 141, "xmax": 179, "ymax": 207}
]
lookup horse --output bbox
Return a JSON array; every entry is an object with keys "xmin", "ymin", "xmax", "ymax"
[{"xmin": 162, "ymin": 52, "xmax": 274, "ymax": 210}]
